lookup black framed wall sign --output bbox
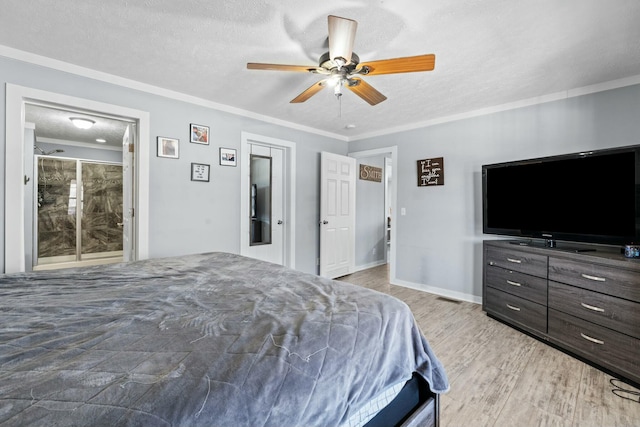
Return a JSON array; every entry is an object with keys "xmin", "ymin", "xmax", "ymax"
[
  {"xmin": 191, "ymin": 163, "xmax": 210, "ymax": 182},
  {"xmin": 417, "ymin": 157, "xmax": 444, "ymax": 186}
]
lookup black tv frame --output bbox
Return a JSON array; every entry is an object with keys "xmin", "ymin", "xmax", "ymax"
[{"xmin": 482, "ymin": 145, "xmax": 640, "ymax": 248}]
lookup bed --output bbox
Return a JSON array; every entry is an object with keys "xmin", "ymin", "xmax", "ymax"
[{"xmin": 0, "ymin": 252, "xmax": 449, "ymax": 426}]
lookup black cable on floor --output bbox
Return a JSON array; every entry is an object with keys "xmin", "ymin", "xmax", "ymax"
[{"xmin": 610, "ymin": 378, "xmax": 640, "ymax": 403}]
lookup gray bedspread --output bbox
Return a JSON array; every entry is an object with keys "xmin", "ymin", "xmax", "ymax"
[{"xmin": 0, "ymin": 252, "xmax": 448, "ymax": 426}]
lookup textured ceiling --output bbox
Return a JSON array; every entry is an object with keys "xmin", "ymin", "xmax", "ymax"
[
  {"xmin": 3, "ymin": 0, "xmax": 640, "ymax": 140},
  {"xmin": 26, "ymin": 104, "xmax": 129, "ymax": 149}
]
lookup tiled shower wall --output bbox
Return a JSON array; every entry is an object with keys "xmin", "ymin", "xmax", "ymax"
[{"xmin": 37, "ymin": 158, "xmax": 123, "ymax": 260}]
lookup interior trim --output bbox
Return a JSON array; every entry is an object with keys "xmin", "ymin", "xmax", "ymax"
[
  {"xmin": 0, "ymin": 45, "xmax": 347, "ymax": 142},
  {"xmin": 4, "ymin": 83, "xmax": 150, "ymax": 273},
  {"xmin": 240, "ymin": 132, "xmax": 296, "ymax": 269},
  {"xmin": 2, "ymin": 45, "xmax": 638, "ymax": 143}
]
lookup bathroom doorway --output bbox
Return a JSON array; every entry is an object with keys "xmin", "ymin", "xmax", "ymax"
[
  {"xmin": 24, "ymin": 102, "xmax": 133, "ymax": 271},
  {"xmin": 5, "ymin": 84, "xmax": 150, "ymax": 274}
]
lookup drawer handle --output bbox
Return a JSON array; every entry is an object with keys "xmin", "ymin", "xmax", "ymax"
[
  {"xmin": 580, "ymin": 302, "xmax": 605, "ymax": 313},
  {"xmin": 580, "ymin": 333, "xmax": 604, "ymax": 345},
  {"xmin": 506, "ymin": 280, "xmax": 522, "ymax": 287},
  {"xmin": 506, "ymin": 258, "xmax": 522, "ymax": 264},
  {"xmin": 581, "ymin": 273, "xmax": 606, "ymax": 282},
  {"xmin": 506, "ymin": 303, "xmax": 521, "ymax": 312}
]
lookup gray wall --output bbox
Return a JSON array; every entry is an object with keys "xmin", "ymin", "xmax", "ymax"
[
  {"xmin": 348, "ymin": 84, "xmax": 640, "ymax": 301},
  {"xmin": 0, "ymin": 55, "xmax": 347, "ymax": 274},
  {"xmin": 355, "ymin": 155, "xmax": 387, "ymax": 268},
  {"xmin": 4, "ymin": 53, "xmax": 640, "ymax": 301}
]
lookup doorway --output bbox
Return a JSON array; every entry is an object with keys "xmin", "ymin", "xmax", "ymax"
[
  {"xmin": 5, "ymin": 84, "xmax": 150, "ymax": 274},
  {"xmin": 348, "ymin": 146, "xmax": 398, "ymax": 281},
  {"xmin": 240, "ymin": 132, "xmax": 296, "ymax": 268}
]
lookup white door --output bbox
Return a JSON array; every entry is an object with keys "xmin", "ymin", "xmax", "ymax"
[
  {"xmin": 244, "ymin": 144, "xmax": 284, "ymax": 265},
  {"xmin": 122, "ymin": 124, "xmax": 135, "ymax": 262},
  {"xmin": 320, "ymin": 152, "xmax": 356, "ymax": 278}
]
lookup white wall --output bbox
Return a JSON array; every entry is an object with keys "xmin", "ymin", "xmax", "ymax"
[
  {"xmin": 348, "ymin": 84, "xmax": 640, "ymax": 302},
  {"xmin": 0, "ymin": 55, "xmax": 347, "ymax": 274}
]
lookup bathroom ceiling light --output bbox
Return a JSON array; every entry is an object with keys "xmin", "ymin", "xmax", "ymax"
[
  {"xmin": 70, "ymin": 117, "xmax": 95, "ymax": 129},
  {"xmin": 95, "ymin": 138, "xmax": 107, "ymax": 143}
]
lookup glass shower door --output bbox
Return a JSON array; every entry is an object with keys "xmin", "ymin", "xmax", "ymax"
[
  {"xmin": 36, "ymin": 157, "xmax": 78, "ymax": 264},
  {"xmin": 35, "ymin": 157, "xmax": 123, "ymax": 269},
  {"xmin": 80, "ymin": 162, "xmax": 124, "ymax": 260}
]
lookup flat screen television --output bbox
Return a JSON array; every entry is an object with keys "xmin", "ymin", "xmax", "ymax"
[{"xmin": 482, "ymin": 145, "xmax": 640, "ymax": 247}]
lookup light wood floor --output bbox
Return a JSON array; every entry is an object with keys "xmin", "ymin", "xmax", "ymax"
[{"xmin": 340, "ymin": 264, "xmax": 640, "ymax": 427}]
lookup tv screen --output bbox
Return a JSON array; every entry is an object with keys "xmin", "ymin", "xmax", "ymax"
[{"xmin": 482, "ymin": 146, "xmax": 640, "ymax": 246}]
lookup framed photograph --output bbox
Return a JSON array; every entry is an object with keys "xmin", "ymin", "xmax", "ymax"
[
  {"xmin": 220, "ymin": 147, "xmax": 237, "ymax": 167},
  {"xmin": 191, "ymin": 163, "xmax": 210, "ymax": 182},
  {"xmin": 190, "ymin": 123, "xmax": 210, "ymax": 145},
  {"xmin": 157, "ymin": 137, "xmax": 179, "ymax": 159}
]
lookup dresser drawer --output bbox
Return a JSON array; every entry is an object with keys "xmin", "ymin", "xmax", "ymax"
[
  {"xmin": 549, "ymin": 257, "xmax": 640, "ymax": 302},
  {"xmin": 549, "ymin": 281, "xmax": 640, "ymax": 340},
  {"xmin": 486, "ymin": 265, "xmax": 547, "ymax": 305},
  {"xmin": 485, "ymin": 286, "xmax": 547, "ymax": 334},
  {"xmin": 548, "ymin": 309, "xmax": 640, "ymax": 384},
  {"xmin": 486, "ymin": 247, "xmax": 547, "ymax": 278}
]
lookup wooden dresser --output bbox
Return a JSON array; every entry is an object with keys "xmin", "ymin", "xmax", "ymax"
[{"xmin": 483, "ymin": 240, "xmax": 640, "ymax": 385}]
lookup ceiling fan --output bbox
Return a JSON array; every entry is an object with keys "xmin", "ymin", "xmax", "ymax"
[{"xmin": 247, "ymin": 15, "xmax": 436, "ymax": 106}]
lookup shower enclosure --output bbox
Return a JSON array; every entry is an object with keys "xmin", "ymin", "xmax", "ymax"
[{"xmin": 34, "ymin": 156, "xmax": 123, "ymax": 269}]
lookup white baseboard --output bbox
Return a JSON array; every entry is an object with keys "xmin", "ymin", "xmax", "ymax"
[
  {"xmin": 391, "ymin": 278, "xmax": 482, "ymax": 305},
  {"xmin": 351, "ymin": 260, "xmax": 387, "ymax": 274}
]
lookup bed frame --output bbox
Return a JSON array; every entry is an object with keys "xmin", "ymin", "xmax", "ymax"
[{"xmin": 366, "ymin": 373, "xmax": 440, "ymax": 427}]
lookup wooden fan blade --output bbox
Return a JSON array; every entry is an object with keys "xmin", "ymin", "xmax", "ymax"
[
  {"xmin": 359, "ymin": 54, "xmax": 435, "ymax": 75},
  {"xmin": 290, "ymin": 80, "xmax": 327, "ymax": 103},
  {"xmin": 247, "ymin": 63, "xmax": 318, "ymax": 73},
  {"xmin": 328, "ymin": 15, "xmax": 357, "ymax": 65},
  {"xmin": 346, "ymin": 78, "xmax": 387, "ymax": 106}
]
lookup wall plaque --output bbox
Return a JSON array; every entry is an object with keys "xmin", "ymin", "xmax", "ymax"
[
  {"xmin": 359, "ymin": 164, "xmax": 383, "ymax": 182},
  {"xmin": 417, "ymin": 157, "xmax": 444, "ymax": 186}
]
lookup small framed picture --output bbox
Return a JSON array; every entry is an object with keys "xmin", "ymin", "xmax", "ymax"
[
  {"xmin": 220, "ymin": 147, "xmax": 237, "ymax": 167},
  {"xmin": 157, "ymin": 137, "xmax": 179, "ymax": 159},
  {"xmin": 191, "ymin": 163, "xmax": 210, "ymax": 182},
  {"xmin": 190, "ymin": 123, "xmax": 209, "ymax": 145}
]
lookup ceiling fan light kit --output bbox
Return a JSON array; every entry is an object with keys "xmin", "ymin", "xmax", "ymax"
[{"xmin": 247, "ymin": 15, "xmax": 436, "ymax": 106}]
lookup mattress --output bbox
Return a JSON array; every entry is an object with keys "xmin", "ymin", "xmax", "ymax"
[
  {"xmin": 342, "ymin": 381, "xmax": 405, "ymax": 427},
  {"xmin": 0, "ymin": 252, "xmax": 448, "ymax": 426}
]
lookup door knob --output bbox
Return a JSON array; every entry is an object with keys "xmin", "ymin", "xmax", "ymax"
[
  {"xmin": 320, "ymin": 220, "xmax": 329, "ymax": 225},
  {"xmin": 277, "ymin": 220, "xmax": 283, "ymax": 225}
]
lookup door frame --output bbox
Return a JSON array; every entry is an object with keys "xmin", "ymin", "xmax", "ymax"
[
  {"xmin": 5, "ymin": 84, "xmax": 150, "ymax": 273},
  {"xmin": 348, "ymin": 146, "xmax": 398, "ymax": 282},
  {"xmin": 240, "ymin": 132, "xmax": 296, "ymax": 268}
]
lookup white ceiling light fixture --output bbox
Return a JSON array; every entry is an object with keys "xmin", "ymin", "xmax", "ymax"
[
  {"xmin": 69, "ymin": 117, "xmax": 95, "ymax": 129},
  {"xmin": 95, "ymin": 138, "xmax": 107, "ymax": 143}
]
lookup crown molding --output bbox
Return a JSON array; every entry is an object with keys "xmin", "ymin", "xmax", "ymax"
[{"xmin": 0, "ymin": 45, "xmax": 348, "ymax": 142}]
